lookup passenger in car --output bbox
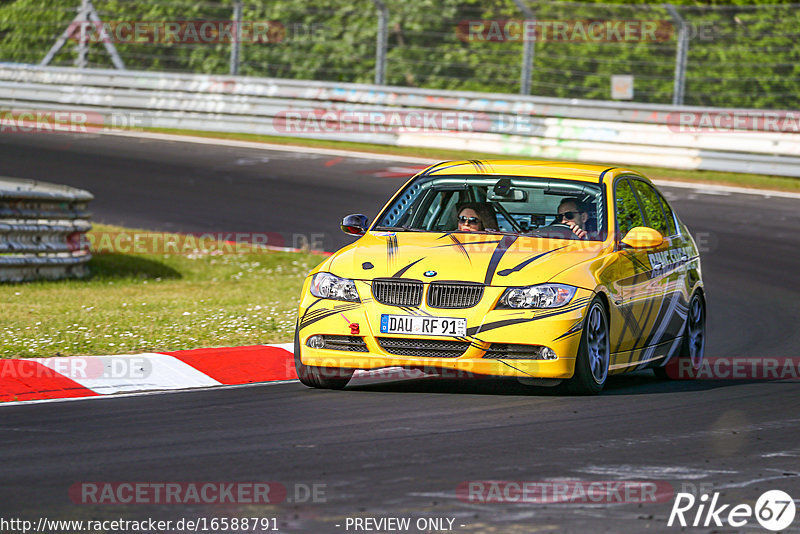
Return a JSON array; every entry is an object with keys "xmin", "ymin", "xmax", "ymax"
[{"xmin": 456, "ymin": 202, "xmax": 499, "ymax": 232}]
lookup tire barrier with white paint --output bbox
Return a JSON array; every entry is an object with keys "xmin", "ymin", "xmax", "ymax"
[
  {"xmin": 0, "ymin": 176, "xmax": 93, "ymax": 282},
  {"xmin": 0, "ymin": 64, "xmax": 799, "ymax": 177}
]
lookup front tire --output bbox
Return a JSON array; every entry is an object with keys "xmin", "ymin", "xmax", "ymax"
[
  {"xmin": 565, "ymin": 298, "xmax": 610, "ymax": 395},
  {"xmin": 294, "ymin": 326, "xmax": 354, "ymax": 389},
  {"xmin": 654, "ymin": 292, "xmax": 705, "ymax": 379}
]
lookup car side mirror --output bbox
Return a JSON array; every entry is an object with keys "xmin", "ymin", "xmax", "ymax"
[
  {"xmin": 621, "ymin": 226, "xmax": 663, "ymax": 248},
  {"xmin": 341, "ymin": 214, "xmax": 369, "ymax": 236}
]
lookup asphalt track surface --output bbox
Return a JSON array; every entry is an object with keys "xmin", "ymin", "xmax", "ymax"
[{"xmin": 1, "ymin": 133, "xmax": 800, "ymax": 533}]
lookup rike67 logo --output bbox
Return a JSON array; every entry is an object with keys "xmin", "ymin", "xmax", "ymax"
[{"xmin": 668, "ymin": 490, "xmax": 796, "ymax": 531}]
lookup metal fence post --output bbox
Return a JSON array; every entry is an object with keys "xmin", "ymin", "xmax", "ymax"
[
  {"xmin": 372, "ymin": 0, "xmax": 388, "ymax": 85},
  {"xmin": 230, "ymin": 0, "xmax": 243, "ymax": 76},
  {"xmin": 42, "ymin": 0, "xmax": 125, "ymax": 69},
  {"xmin": 76, "ymin": 0, "xmax": 89, "ymax": 68},
  {"xmin": 511, "ymin": 0, "xmax": 535, "ymax": 95},
  {"xmin": 664, "ymin": 3, "xmax": 688, "ymax": 106}
]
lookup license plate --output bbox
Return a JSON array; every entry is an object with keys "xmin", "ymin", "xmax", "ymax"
[{"xmin": 380, "ymin": 314, "xmax": 467, "ymax": 336}]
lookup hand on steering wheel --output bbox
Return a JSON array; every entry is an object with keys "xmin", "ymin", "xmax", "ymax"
[
  {"xmin": 563, "ymin": 220, "xmax": 588, "ymax": 239},
  {"xmin": 547, "ymin": 222, "xmax": 587, "ymax": 239}
]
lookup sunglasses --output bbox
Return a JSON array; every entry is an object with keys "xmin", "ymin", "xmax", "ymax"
[
  {"xmin": 458, "ymin": 216, "xmax": 481, "ymax": 225},
  {"xmin": 556, "ymin": 210, "xmax": 583, "ymax": 221}
]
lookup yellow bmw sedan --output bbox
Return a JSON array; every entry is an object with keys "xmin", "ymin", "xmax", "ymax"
[{"xmin": 294, "ymin": 160, "xmax": 705, "ymax": 394}]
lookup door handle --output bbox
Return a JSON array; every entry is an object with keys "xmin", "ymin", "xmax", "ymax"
[
  {"xmin": 652, "ymin": 262, "xmax": 663, "ymax": 270},
  {"xmin": 680, "ymin": 255, "xmax": 689, "ymax": 262}
]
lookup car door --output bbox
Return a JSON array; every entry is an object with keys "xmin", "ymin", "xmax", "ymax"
[
  {"xmin": 607, "ymin": 177, "xmax": 668, "ymax": 370},
  {"xmin": 632, "ymin": 180, "xmax": 690, "ymax": 344}
]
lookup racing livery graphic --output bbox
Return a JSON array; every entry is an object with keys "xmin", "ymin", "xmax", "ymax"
[{"xmin": 295, "ymin": 160, "xmax": 705, "ymax": 394}]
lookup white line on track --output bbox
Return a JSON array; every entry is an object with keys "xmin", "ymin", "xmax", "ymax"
[
  {"xmin": 578, "ymin": 464, "xmax": 738, "ymax": 480},
  {"xmin": 716, "ymin": 471, "xmax": 800, "ymax": 490},
  {"xmin": 104, "ymin": 130, "xmax": 432, "ymax": 164},
  {"xmin": 0, "ymin": 379, "xmax": 299, "ymax": 408},
  {"xmin": 102, "ymin": 130, "xmax": 800, "ymax": 200},
  {"xmin": 652, "ymin": 179, "xmax": 800, "ymax": 200}
]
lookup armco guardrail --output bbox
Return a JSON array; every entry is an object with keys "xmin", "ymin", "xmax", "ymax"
[
  {"xmin": 0, "ymin": 177, "xmax": 92, "ymax": 282},
  {"xmin": 1, "ymin": 64, "xmax": 799, "ymax": 177}
]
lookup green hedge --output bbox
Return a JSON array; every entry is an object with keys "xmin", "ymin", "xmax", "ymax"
[{"xmin": 0, "ymin": 0, "xmax": 797, "ymax": 108}]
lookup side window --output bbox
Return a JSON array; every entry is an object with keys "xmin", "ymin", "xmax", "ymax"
[
  {"xmin": 439, "ymin": 193, "xmax": 461, "ymax": 230},
  {"xmin": 657, "ymin": 194, "xmax": 677, "ymax": 236},
  {"xmin": 615, "ymin": 179, "xmax": 644, "ymax": 238},
  {"xmin": 632, "ymin": 180, "xmax": 669, "ymax": 237},
  {"xmin": 417, "ymin": 190, "xmax": 459, "ymax": 230}
]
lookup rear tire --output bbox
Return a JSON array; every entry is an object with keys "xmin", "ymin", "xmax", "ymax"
[
  {"xmin": 565, "ymin": 298, "xmax": 610, "ymax": 395},
  {"xmin": 653, "ymin": 292, "xmax": 705, "ymax": 380},
  {"xmin": 294, "ymin": 326, "xmax": 354, "ymax": 389}
]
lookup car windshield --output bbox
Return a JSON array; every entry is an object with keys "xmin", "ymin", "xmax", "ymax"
[{"xmin": 373, "ymin": 175, "xmax": 607, "ymax": 241}]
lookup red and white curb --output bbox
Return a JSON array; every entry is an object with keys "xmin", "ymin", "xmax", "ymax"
[
  {"xmin": 2, "ymin": 343, "xmax": 465, "ymax": 405},
  {"xmin": 0, "ymin": 344, "xmax": 296, "ymax": 404}
]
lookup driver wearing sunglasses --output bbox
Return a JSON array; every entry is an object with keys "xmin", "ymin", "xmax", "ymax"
[{"xmin": 556, "ymin": 198, "xmax": 589, "ymax": 239}]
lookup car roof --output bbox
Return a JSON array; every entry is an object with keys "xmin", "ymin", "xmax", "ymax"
[{"xmin": 419, "ymin": 160, "xmax": 643, "ymax": 183}]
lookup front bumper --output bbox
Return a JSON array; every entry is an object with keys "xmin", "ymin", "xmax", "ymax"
[{"xmin": 296, "ymin": 282, "xmax": 592, "ymax": 379}]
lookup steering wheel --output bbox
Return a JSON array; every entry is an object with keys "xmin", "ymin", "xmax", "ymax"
[{"xmin": 528, "ymin": 222, "xmax": 576, "ymax": 239}]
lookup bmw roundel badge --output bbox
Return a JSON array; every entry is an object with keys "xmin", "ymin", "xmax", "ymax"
[{"xmin": 424, "ymin": 270, "xmax": 437, "ymax": 277}]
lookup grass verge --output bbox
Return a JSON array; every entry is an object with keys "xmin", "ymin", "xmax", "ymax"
[
  {"xmin": 145, "ymin": 127, "xmax": 800, "ymax": 193},
  {"xmin": 0, "ymin": 224, "xmax": 324, "ymax": 358}
]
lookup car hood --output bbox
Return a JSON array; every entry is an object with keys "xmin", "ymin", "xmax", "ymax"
[{"xmin": 328, "ymin": 231, "xmax": 606, "ymax": 287}]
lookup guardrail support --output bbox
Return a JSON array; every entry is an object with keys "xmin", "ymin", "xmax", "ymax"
[
  {"xmin": 511, "ymin": 0, "xmax": 535, "ymax": 96},
  {"xmin": 372, "ymin": 0, "xmax": 389, "ymax": 85},
  {"xmin": 230, "ymin": 0, "xmax": 243, "ymax": 76},
  {"xmin": 664, "ymin": 3, "xmax": 688, "ymax": 106},
  {"xmin": 76, "ymin": 0, "xmax": 89, "ymax": 68}
]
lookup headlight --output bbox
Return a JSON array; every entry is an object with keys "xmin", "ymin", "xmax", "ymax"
[
  {"xmin": 498, "ymin": 283, "xmax": 576, "ymax": 309},
  {"xmin": 310, "ymin": 272, "xmax": 360, "ymax": 302}
]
